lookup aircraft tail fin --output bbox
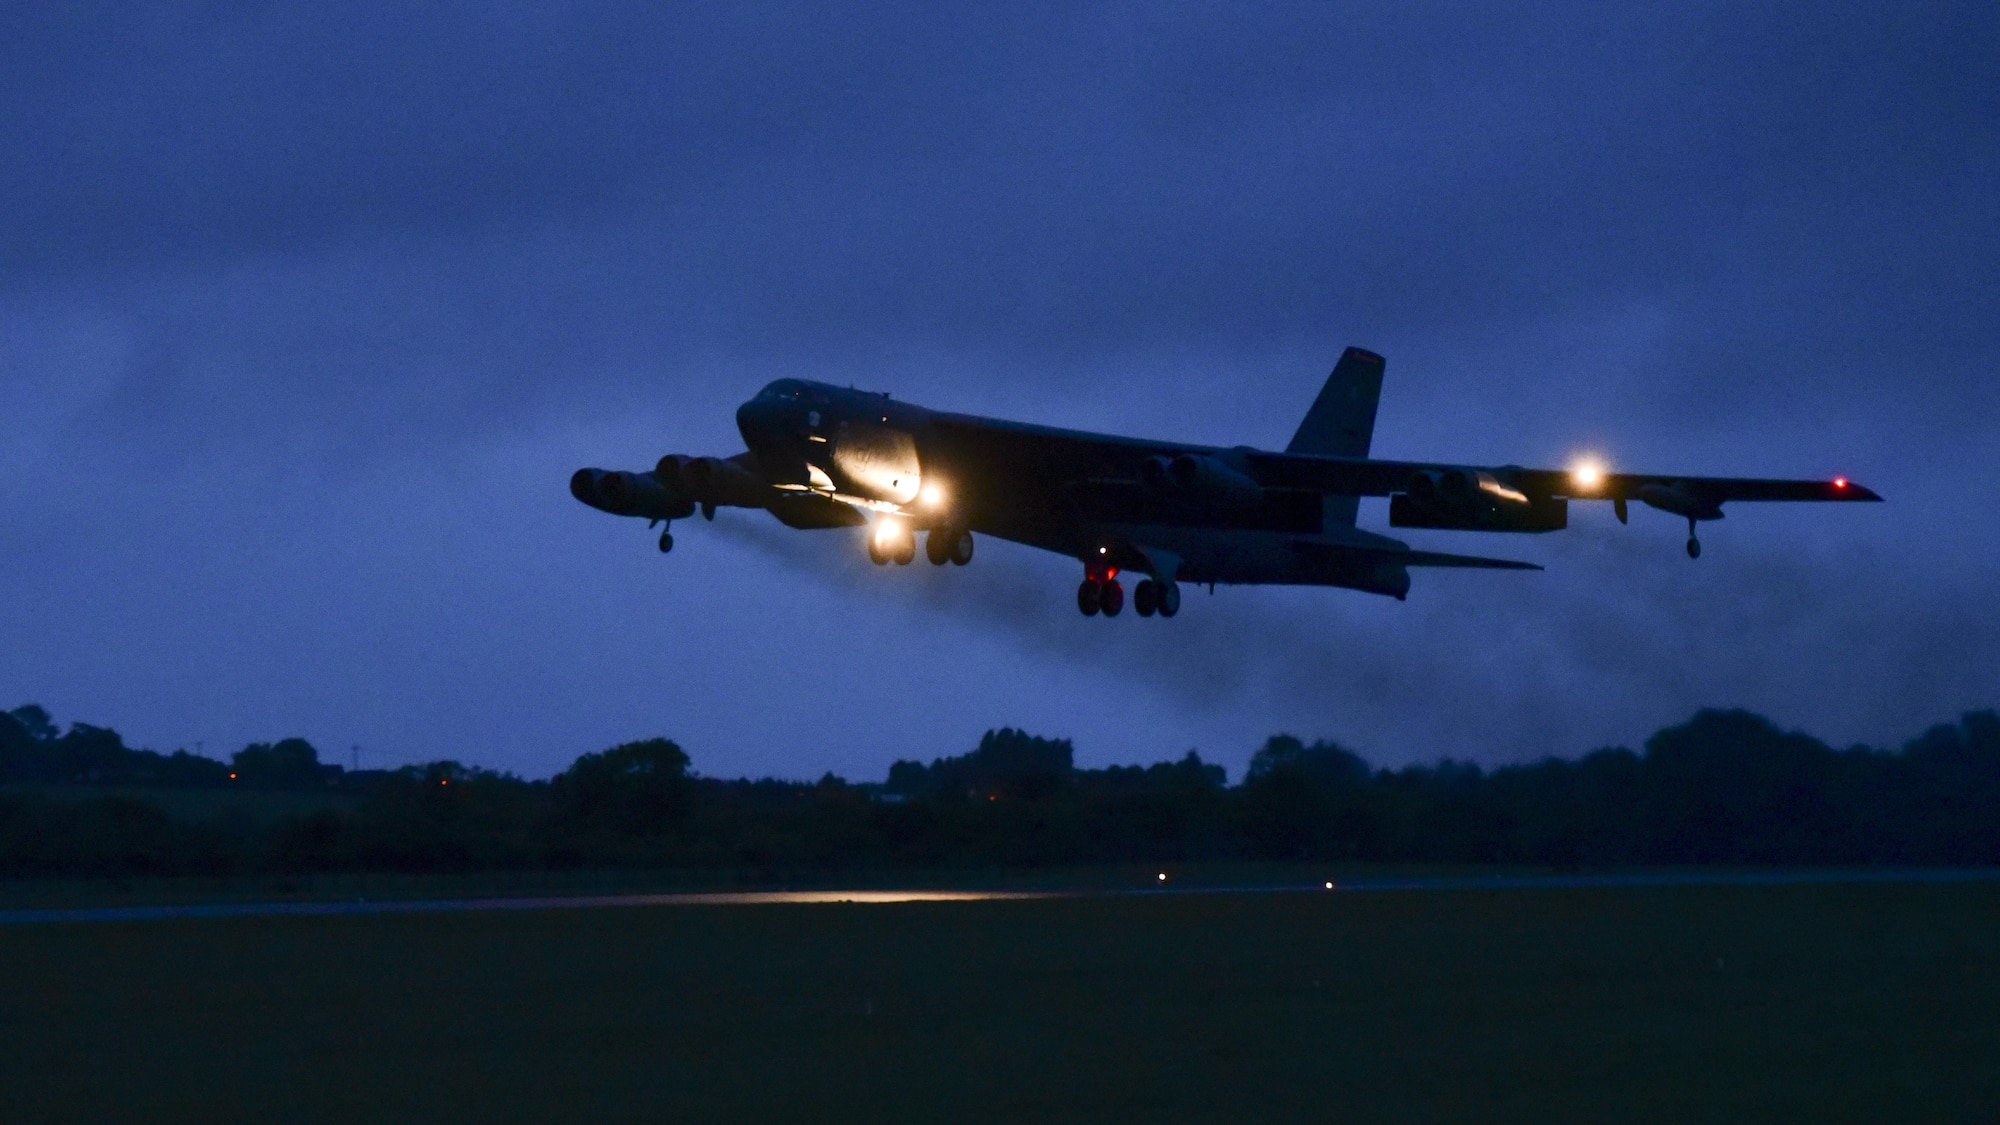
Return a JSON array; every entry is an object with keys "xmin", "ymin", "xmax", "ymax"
[
  {"xmin": 1290, "ymin": 347, "xmax": 1386, "ymax": 528},
  {"xmin": 1288, "ymin": 347, "xmax": 1386, "ymax": 458}
]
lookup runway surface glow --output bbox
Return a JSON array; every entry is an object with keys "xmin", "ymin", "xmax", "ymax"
[{"xmin": 4, "ymin": 868, "xmax": 1996, "ymax": 926}]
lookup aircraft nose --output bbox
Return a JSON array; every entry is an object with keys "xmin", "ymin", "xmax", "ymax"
[{"xmin": 736, "ymin": 395, "xmax": 800, "ymax": 451}]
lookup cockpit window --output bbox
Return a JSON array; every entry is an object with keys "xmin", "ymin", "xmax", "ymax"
[{"xmin": 758, "ymin": 380, "xmax": 809, "ymax": 401}]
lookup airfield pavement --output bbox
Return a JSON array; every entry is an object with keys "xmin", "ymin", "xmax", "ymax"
[
  {"xmin": 0, "ymin": 864, "xmax": 1996, "ymax": 925},
  {"xmin": 2, "ymin": 874, "xmax": 1996, "ymax": 1122}
]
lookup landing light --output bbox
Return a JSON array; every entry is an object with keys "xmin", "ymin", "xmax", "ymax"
[
  {"xmin": 1570, "ymin": 457, "xmax": 1606, "ymax": 493},
  {"xmin": 920, "ymin": 483, "xmax": 947, "ymax": 509}
]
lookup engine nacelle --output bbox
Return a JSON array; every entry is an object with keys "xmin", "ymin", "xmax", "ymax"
[
  {"xmin": 1390, "ymin": 491, "xmax": 1567, "ymax": 533},
  {"xmin": 570, "ymin": 468, "xmax": 697, "ymax": 520},
  {"xmin": 657, "ymin": 454, "xmax": 770, "ymax": 508},
  {"xmin": 1407, "ymin": 468, "xmax": 1486, "ymax": 507},
  {"xmin": 1148, "ymin": 453, "xmax": 1265, "ymax": 510},
  {"xmin": 1438, "ymin": 468, "xmax": 1481, "ymax": 506}
]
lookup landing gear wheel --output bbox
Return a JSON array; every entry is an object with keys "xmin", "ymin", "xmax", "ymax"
[
  {"xmin": 1099, "ymin": 579, "xmax": 1124, "ymax": 617},
  {"xmin": 893, "ymin": 532, "xmax": 916, "ymax": 565},
  {"xmin": 657, "ymin": 530, "xmax": 674, "ymax": 554},
  {"xmin": 1157, "ymin": 581, "xmax": 1181, "ymax": 618},
  {"xmin": 1077, "ymin": 578, "xmax": 1101, "ymax": 617},
  {"xmin": 949, "ymin": 530, "xmax": 974, "ymax": 566},
  {"xmin": 1134, "ymin": 579, "xmax": 1158, "ymax": 617},
  {"xmin": 867, "ymin": 534, "xmax": 890, "ymax": 565},
  {"xmin": 926, "ymin": 529, "xmax": 952, "ymax": 566},
  {"xmin": 1686, "ymin": 537, "xmax": 1701, "ymax": 559}
]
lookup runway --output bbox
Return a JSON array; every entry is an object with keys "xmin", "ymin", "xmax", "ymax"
[{"xmin": 3, "ymin": 866, "xmax": 1995, "ymax": 925}]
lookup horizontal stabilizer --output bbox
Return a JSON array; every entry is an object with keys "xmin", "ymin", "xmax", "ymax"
[{"xmin": 1395, "ymin": 548, "xmax": 1542, "ymax": 570}]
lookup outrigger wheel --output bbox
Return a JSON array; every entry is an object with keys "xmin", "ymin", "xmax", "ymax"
[
  {"xmin": 658, "ymin": 529, "xmax": 674, "ymax": 554},
  {"xmin": 1686, "ymin": 517, "xmax": 1701, "ymax": 559}
]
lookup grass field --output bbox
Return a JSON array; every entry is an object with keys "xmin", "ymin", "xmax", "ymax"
[{"xmin": 3, "ymin": 881, "xmax": 1996, "ymax": 1123}]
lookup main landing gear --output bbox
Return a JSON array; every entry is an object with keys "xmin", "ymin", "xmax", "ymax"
[
  {"xmin": 925, "ymin": 527, "xmax": 974, "ymax": 566},
  {"xmin": 1077, "ymin": 576, "xmax": 1124, "ymax": 617},
  {"xmin": 1078, "ymin": 573, "xmax": 1179, "ymax": 619},
  {"xmin": 868, "ymin": 521, "xmax": 918, "ymax": 565},
  {"xmin": 872, "ymin": 521, "xmax": 969, "ymax": 567},
  {"xmin": 1132, "ymin": 578, "xmax": 1181, "ymax": 618}
]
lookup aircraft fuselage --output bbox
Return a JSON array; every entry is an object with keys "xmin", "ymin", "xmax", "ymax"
[{"xmin": 570, "ymin": 348, "xmax": 1878, "ymax": 617}]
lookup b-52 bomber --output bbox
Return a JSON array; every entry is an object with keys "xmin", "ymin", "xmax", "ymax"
[{"xmin": 572, "ymin": 348, "xmax": 1879, "ymax": 619}]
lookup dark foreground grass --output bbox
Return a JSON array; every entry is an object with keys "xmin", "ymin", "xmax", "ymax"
[{"xmin": 3, "ymin": 882, "xmax": 1996, "ymax": 1123}]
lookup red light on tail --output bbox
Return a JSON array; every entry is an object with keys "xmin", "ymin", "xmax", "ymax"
[{"xmin": 1833, "ymin": 478, "xmax": 1848, "ymax": 490}]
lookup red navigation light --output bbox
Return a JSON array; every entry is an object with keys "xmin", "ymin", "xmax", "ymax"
[{"xmin": 1834, "ymin": 477, "xmax": 1848, "ymax": 490}]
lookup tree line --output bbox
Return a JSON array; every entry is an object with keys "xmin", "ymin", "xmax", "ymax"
[{"xmin": 2, "ymin": 703, "xmax": 1996, "ymax": 878}]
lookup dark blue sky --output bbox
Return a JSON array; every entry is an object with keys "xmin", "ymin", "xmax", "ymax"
[{"xmin": 4, "ymin": 2, "xmax": 1995, "ymax": 780}]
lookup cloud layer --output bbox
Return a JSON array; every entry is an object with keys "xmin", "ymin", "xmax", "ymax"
[{"xmin": 3, "ymin": 2, "xmax": 1994, "ymax": 778}]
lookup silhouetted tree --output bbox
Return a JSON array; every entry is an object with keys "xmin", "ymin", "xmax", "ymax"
[
  {"xmin": 3, "ymin": 705, "xmax": 1999, "ymax": 878},
  {"xmin": 1239, "ymin": 736, "xmax": 1374, "ymax": 859},
  {"xmin": 232, "ymin": 738, "xmax": 330, "ymax": 789},
  {"xmin": 0, "ymin": 711, "xmax": 35, "ymax": 779},
  {"xmin": 7, "ymin": 705, "xmax": 57, "ymax": 742},
  {"xmin": 550, "ymin": 738, "xmax": 694, "ymax": 852},
  {"xmin": 889, "ymin": 728, "xmax": 1075, "ymax": 801}
]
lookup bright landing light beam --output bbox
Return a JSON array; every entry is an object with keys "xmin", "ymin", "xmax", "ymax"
[{"xmin": 1569, "ymin": 456, "xmax": 1606, "ymax": 493}]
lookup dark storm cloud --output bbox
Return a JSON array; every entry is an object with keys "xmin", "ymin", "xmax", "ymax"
[
  {"xmin": 12, "ymin": 4, "xmax": 1991, "ymax": 354},
  {"xmin": 3, "ymin": 2, "xmax": 1994, "ymax": 777}
]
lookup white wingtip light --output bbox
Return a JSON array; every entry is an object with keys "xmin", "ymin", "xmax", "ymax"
[{"xmin": 1570, "ymin": 457, "xmax": 1606, "ymax": 493}]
